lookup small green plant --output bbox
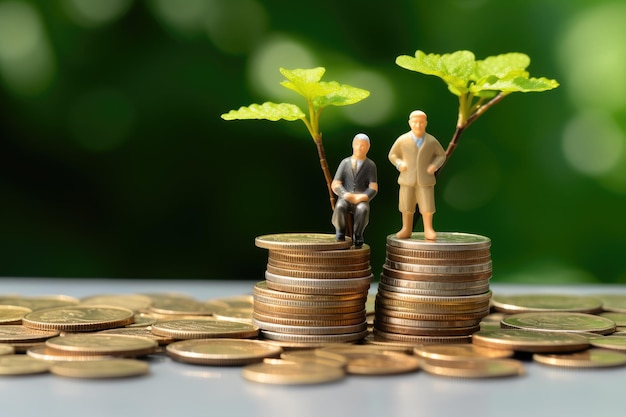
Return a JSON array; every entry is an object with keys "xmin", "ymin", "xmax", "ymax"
[
  {"xmin": 221, "ymin": 67, "xmax": 370, "ymax": 211},
  {"xmin": 395, "ymin": 50, "xmax": 559, "ymax": 171}
]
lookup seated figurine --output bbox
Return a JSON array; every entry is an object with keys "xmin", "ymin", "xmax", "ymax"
[{"xmin": 331, "ymin": 133, "xmax": 378, "ymax": 248}]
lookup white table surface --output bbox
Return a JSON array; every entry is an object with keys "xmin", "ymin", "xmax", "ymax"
[{"xmin": 1, "ymin": 278, "xmax": 625, "ymax": 417}]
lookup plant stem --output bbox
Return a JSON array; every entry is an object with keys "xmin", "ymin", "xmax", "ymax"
[
  {"xmin": 439, "ymin": 91, "xmax": 508, "ymax": 172},
  {"xmin": 313, "ymin": 132, "xmax": 336, "ymax": 211}
]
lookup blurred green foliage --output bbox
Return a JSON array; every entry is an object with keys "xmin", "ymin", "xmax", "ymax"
[{"xmin": 0, "ymin": 0, "xmax": 625, "ymax": 284}]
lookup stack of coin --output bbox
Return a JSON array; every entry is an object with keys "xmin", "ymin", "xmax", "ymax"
[
  {"xmin": 252, "ymin": 233, "xmax": 373, "ymax": 346},
  {"xmin": 373, "ymin": 232, "xmax": 492, "ymax": 344}
]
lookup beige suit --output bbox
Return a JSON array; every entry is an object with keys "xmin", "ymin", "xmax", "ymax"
[{"xmin": 389, "ymin": 132, "xmax": 446, "ymax": 213}]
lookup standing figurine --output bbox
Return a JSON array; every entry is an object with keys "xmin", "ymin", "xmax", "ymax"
[
  {"xmin": 331, "ymin": 133, "xmax": 378, "ymax": 248},
  {"xmin": 389, "ymin": 110, "xmax": 446, "ymax": 240}
]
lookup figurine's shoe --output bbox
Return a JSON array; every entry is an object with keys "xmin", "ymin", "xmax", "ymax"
[
  {"xmin": 353, "ymin": 235, "xmax": 364, "ymax": 248},
  {"xmin": 395, "ymin": 229, "xmax": 412, "ymax": 239},
  {"xmin": 424, "ymin": 229, "xmax": 437, "ymax": 240},
  {"xmin": 335, "ymin": 232, "xmax": 345, "ymax": 241}
]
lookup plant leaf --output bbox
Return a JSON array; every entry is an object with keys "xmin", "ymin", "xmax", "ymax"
[
  {"xmin": 474, "ymin": 53, "xmax": 530, "ymax": 79},
  {"xmin": 472, "ymin": 74, "xmax": 560, "ymax": 93},
  {"xmin": 221, "ymin": 102, "xmax": 305, "ymax": 121},
  {"xmin": 279, "ymin": 67, "xmax": 337, "ymax": 101},
  {"xmin": 313, "ymin": 81, "xmax": 370, "ymax": 108},
  {"xmin": 396, "ymin": 50, "xmax": 476, "ymax": 96}
]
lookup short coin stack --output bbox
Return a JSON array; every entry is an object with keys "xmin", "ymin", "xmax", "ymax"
[
  {"xmin": 253, "ymin": 233, "xmax": 372, "ymax": 347},
  {"xmin": 373, "ymin": 232, "xmax": 492, "ymax": 344}
]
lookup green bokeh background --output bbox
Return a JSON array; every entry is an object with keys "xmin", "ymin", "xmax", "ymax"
[{"xmin": 1, "ymin": 0, "xmax": 625, "ymax": 284}]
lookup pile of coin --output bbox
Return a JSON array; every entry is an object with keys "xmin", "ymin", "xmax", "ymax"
[
  {"xmin": 372, "ymin": 232, "xmax": 492, "ymax": 344},
  {"xmin": 252, "ymin": 233, "xmax": 373, "ymax": 346}
]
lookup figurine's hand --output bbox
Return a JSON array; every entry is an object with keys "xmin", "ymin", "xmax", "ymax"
[
  {"xmin": 397, "ymin": 161, "xmax": 407, "ymax": 172},
  {"xmin": 350, "ymin": 194, "xmax": 369, "ymax": 204},
  {"xmin": 427, "ymin": 164, "xmax": 438, "ymax": 175}
]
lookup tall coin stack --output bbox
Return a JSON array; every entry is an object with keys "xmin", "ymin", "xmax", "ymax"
[
  {"xmin": 373, "ymin": 232, "xmax": 492, "ymax": 345},
  {"xmin": 252, "ymin": 233, "xmax": 372, "ymax": 347}
]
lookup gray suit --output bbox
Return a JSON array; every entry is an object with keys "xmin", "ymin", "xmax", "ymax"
[{"xmin": 331, "ymin": 157, "xmax": 377, "ymax": 247}]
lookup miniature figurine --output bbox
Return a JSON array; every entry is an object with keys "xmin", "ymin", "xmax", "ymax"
[
  {"xmin": 388, "ymin": 110, "xmax": 446, "ymax": 240},
  {"xmin": 331, "ymin": 133, "xmax": 378, "ymax": 248}
]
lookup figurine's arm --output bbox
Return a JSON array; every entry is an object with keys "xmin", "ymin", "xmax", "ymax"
[
  {"xmin": 428, "ymin": 139, "xmax": 446, "ymax": 174},
  {"xmin": 388, "ymin": 139, "xmax": 407, "ymax": 172}
]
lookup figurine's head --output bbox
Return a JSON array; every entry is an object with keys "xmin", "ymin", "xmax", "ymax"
[
  {"xmin": 408, "ymin": 110, "xmax": 427, "ymax": 137},
  {"xmin": 352, "ymin": 133, "xmax": 370, "ymax": 160}
]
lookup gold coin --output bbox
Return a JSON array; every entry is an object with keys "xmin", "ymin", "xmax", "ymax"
[
  {"xmin": 50, "ymin": 359, "xmax": 149, "ymax": 378},
  {"xmin": 0, "ymin": 325, "xmax": 60, "ymax": 342},
  {"xmin": 372, "ymin": 328, "xmax": 472, "ymax": 345},
  {"xmin": 255, "ymin": 233, "xmax": 353, "ymax": 251},
  {"xmin": 381, "ymin": 266, "xmax": 492, "ymax": 283},
  {"xmin": 415, "ymin": 343, "xmax": 514, "ymax": 361},
  {"xmin": 385, "ymin": 251, "xmax": 492, "ymax": 266},
  {"xmin": 79, "ymin": 294, "xmax": 153, "ymax": 312},
  {"xmin": 253, "ymin": 281, "xmax": 368, "ymax": 302},
  {"xmin": 599, "ymin": 312, "xmax": 626, "ymax": 327},
  {"xmin": 0, "ymin": 344, "xmax": 15, "ymax": 355},
  {"xmin": 386, "ymin": 232, "xmax": 491, "ymax": 251},
  {"xmin": 259, "ymin": 329, "xmax": 369, "ymax": 344},
  {"xmin": 27, "ymin": 345, "xmax": 114, "ymax": 361},
  {"xmin": 345, "ymin": 351, "xmax": 420, "ymax": 375},
  {"xmin": 253, "ymin": 299, "xmax": 365, "ymax": 315},
  {"xmin": 0, "ymin": 305, "xmax": 32, "ymax": 324},
  {"xmin": 242, "ymin": 360, "xmax": 345, "ymax": 384},
  {"xmin": 22, "ymin": 305, "xmax": 135, "ymax": 332},
  {"xmin": 166, "ymin": 338, "xmax": 282, "ymax": 365},
  {"xmin": 280, "ymin": 349, "xmax": 348, "ymax": 368},
  {"xmin": 212, "ymin": 307, "xmax": 254, "ymax": 324},
  {"xmin": 491, "ymin": 294, "xmax": 603, "ymax": 314},
  {"xmin": 588, "ymin": 336, "xmax": 626, "ymax": 351},
  {"xmin": 318, "ymin": 344, "xmax": 420, "ymax": 375},
  {"xmin": 378, "ymin": 281, "xmax": 491, "ymax": 297},
  {"xmin": 533, "ymin": 348, "xmax": 626, "ymax": 368},
  {"xmin": 45, "ymin": 334, "xmax": 159, "ymax": 357},
  {"xmin": 269, "ymin": 258, "xmax": 371, "ymax": 273},
  {"xmin": 592, "ymin": 294, "xmax": 626, "ymax": 313},
  {"xmin": 98, "ymin": 327, "xmax": 175, "ymax": 345},
  {"xmin": 205, "ymin": 294, "xmax": 254, "ymax": 313},
  {"xmin": 385, "ymin": 244, "xmax": 491, "ymax": 260},
  {"xmin": 266, "ymin": 264, "xmax": 373, "ymax": 279},
  {"xmin": 149, "ymin": 298, "xmax": 213, "ymax": 316},
  {"xmin": 0, "ymin": 295, "xmax": 80, "ymax": 311},
  {"xmin": 385, "ymin": 260, "xmax": 492, "ymax": 275},
  {"xmin": 151, "ymin": 319, "xmax": 259, "ymax": 339},
  {"xmin": 501, "ymin": 312, "xmax": 616, "ymax": 335},
  {"xmin": 471, "ymin": 328, "xmax": 590, "ymax": 353},
  {"xmin": 374, "ymin": 321, "xmax": 480, "ymax": 337},
  {"xmin": 269, "ymin": 244, "xmax": 370, "ymax": 260},
  {"xmin": 0, "ymin": 354, "xmax": 51, "ymax": 375},
  {"xmin": 420, "ymin": 358, "xmax": 524, "ymax": 378}
]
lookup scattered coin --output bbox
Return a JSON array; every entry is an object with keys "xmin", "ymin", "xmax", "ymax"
[
  {"xmin": 79, "ymin": 294, "xmax": 153, "ymax": 312},
  {"xmin": 588, "ymin": 336, "xmax": 626, "ymax": 351},
  {"xmin": 50, "ymin": 359, "xmax": 150, "ymax": 378},
  {"xmin": 491, "ymin": 294, "xmax": 603, "ymax": 314},
  {"xmin": 0, "ymin": 344, "xmax": 15, "ymax": 356},
  {"xmin": 242, "ymin": 360, "xmax": 345, "ymax": 385},
  {"xmin": 0, "ymin": 354, "xmax": 51, "ymax": 376},
  {"xmin": 471, "ymin": 328, "xmax": 590, "ymax": 353},
  {"xmin": 0, "ymin": 305, "xmax": 32, "ymax": 324},
  {"xmin": 151, "ymin": 319, "xmax": 259, "ymax": 339},
  {"xmin": 27, "ymin": 345, "xmax": 114, "ymax": 362},
  {"xmin": 592, "ymin": 294, "xmax": 626, "ymax": 313},
  {"xmin": 501, "ymin": 312, "xmax": 616, "ymax": 335},
  {"xmin": 533, "ymin": 349, "xmax": 626, "ymax": 368},
  {"xmin": 0, "ymin": 295, "xmax": 80, "ymax": 311},
  {"xmin": 45, "ymin": 334, "xmax": 159, "ymax": 357},
  {"xmin": 22, "ymin": 305, "xmax": 135, "ymax": 332},
  {"xmin": 166, "ymin": 338, "xmax": 282, "ymax": 365},
  {"xmin": 0, "ymin": 325, "xmax": 60, "ymax": 342},
  {"xmin": 415, "ymin": 343, "xmax": 514, "ymax": 361},
  {"xmin": 318, "ymin": 345, "xmax": 420, "ymax": 375},
  {"xmin": 419, "ymin": 358, "xmax": 524, "ymax": 378},
  {"xmin": 280, "ymin": 349, "xmax": 348, "ymax": 368}
]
